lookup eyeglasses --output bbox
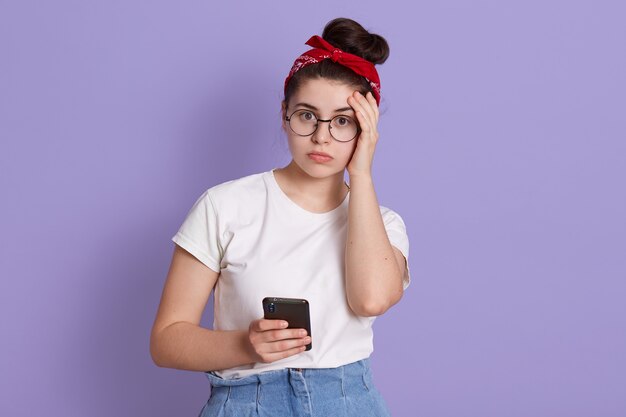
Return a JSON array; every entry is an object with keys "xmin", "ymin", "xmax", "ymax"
[{"xmin": 284, "ymin": 109, "xmax": 360, "ymax": 142}]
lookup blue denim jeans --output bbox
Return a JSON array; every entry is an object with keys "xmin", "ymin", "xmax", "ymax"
[{"xmin": 198, "ymin": 358, "xmax": 392, "ymax": 417}]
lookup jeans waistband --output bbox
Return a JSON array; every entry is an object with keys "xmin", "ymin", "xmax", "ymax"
[{"xmin": 204, "ymin": 358, "xmax": 372, "ymax": 387}]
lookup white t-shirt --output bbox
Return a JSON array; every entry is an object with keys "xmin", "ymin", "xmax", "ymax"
[{"xmin": 171, "ymin": 168, "xmax": 410, "ymax": 379}]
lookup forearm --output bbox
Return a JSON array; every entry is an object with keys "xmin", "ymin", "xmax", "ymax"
[
  {"xmin": 345, "ymin": 174, "xmax": 403, "ymax": 316},
  {"xmin": 150, "ymin": 322, "xmax": 254, "ymax": 372}
]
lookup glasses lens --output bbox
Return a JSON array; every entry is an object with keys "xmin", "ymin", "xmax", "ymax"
[
  {"xmin": 289, "ymin": 110, "xmax": 318, "ymax": 136},
  {"xmin": 330, "ymin": 115, "xmax": 358, "ymax": 142}
]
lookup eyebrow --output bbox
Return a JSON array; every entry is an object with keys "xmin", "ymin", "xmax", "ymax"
[{"xmin": 292, "ymin": 102, "xmax": 354, "ymax": 113}]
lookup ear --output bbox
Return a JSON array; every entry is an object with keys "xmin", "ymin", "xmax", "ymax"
[{"xmin": 281, "ymin": 100, "xmax": 287, "ymax": 132}]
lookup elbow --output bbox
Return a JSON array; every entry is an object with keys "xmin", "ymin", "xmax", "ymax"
[
  {"xmin": 150, "ymin": 338, "xmax": 163, "ymax": 367},
  {"xmin": 149, "ymin": 329, "xmax": 168, "ymax": 368},
  {"xmin": 349, "ymin": 299, "xmax": 391, "ymax": 317},
  {"xmin": 348, "ymin": 287, "xmax": 403, "ymax": 317}
]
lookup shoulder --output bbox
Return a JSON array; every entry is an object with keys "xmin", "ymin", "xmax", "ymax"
[
  {"xmin": 202, "ymin": 170, "xmax": 269, "ymax": 208},
  {"xmin": 378, "ymin": 205, "xmax": 407, "ymax": 228},
  {"xmin": 379, "ymin": 204, "xmax": 410, "ymax": 261}
]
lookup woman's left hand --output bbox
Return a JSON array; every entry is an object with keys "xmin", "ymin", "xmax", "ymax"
[{"xmin": 346, "ymin": 90, "xmax": 380, "ymax": 179}]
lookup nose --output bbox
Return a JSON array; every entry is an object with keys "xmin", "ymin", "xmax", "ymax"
[{"xmin": 311, "ymin": 120, "xmax": 332, "ymax": 144}]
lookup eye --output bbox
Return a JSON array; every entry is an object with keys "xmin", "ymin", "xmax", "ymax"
[
  {"xmin": 334, "ymin": 116, "xmax": 353, "ymax": 127},
  {"xmin": 298, "ymin": 111, "xmax": 316, "ymax": 122}
]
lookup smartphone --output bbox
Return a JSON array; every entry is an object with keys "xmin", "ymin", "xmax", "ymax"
[{"xmin": 262, "ymin": 297, "xmax": 312, "ymax": 351}]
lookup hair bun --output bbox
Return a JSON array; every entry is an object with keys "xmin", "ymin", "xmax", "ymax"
[{"xmin": 321, "ymin": 17, "xmax": 390, "ymax": 65}]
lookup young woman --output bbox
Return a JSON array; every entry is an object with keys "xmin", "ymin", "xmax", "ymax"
[{"xmin": 150, "ymin": 17, "xmax": 410, "ymax": 417}]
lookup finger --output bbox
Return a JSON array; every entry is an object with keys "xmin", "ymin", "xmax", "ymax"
[
  {"xmin": 259, "ymin": 328, "xmax": 308, "ymax": 343},
  {"xmin": 350, "ymin": 95, "xmax": 378, "ymax": 138},
  {"xmin": 353, "ymin": 106, "xmax": 373, "ymax": 135},
  {"xmin": 348, "ymin": 98, "xmax": 372, "ymax": 135},
  {"xmin": 261, "ymin": 345, "xmax": 308, "ymax": 363},
  {"xmin": 365, "ymin": 92, "xmax": 379, "ymax": 119},
  {"xmin": 253, "ymin": 319, "xmax": 288, "ymax": 332},
  {"xmin": 348, "ymin": 94, "xmax": 369, "ymax": 124},
  {"xmin": 262, "ymin": 336, "xmax": 312, "ymax": 354},
  {"xmin": 352, "ymin": 91, "xmax": 377, "ymax": 125},
  {"xmin": 357, "ymin": 91, "xmax": 377, "ymax": 122}
]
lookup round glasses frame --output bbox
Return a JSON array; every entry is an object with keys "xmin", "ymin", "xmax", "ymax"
[{"xmin": 284, "ymin": 109, "xmax": 361, "ymax": 143}]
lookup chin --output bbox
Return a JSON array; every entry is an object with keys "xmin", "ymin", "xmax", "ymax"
[{"xmin": 296, "ymin": 158, "xmax": 344, "ymax": 178}]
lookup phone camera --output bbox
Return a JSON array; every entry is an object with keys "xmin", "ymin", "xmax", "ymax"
[{"xmin": 268, "ymin": 303, "xmax": 275, "ymax": 313}]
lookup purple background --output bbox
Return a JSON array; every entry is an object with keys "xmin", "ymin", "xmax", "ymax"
[{"xmin": 1, "ymin": 1, "xmax": 625, "ymax": 416}]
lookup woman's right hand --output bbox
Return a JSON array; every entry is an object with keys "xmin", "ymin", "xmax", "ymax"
[{"xmin": 247, "ymin": 318, "xmax": 311, "ymax": 363}]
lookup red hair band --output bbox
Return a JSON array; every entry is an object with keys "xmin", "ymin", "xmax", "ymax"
[{"xmin": 284, "ymin": 35, "xmax": 381, "ymax": 106}]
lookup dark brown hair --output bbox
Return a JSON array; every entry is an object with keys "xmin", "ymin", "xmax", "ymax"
[{"xmin": 283, "ymin": 18, "xmax": 390, "ymax": 110}]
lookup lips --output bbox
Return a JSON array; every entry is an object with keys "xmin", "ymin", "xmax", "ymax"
[
  {"xmin": 308, "ymin": 151, "xmax": 332, "ymax": 158},
  {"xmin": 307, "ymin": 152, "xmax": 333, "ymax": 163}
]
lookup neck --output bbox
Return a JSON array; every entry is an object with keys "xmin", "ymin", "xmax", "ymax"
[{"xmin": 275, "ymin": 161, "xmax": 349, "ymax": 203}]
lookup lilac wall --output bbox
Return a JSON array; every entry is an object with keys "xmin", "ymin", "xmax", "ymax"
[{"xmin": 1, "ymin": 1, "xmax": 625, "ymax": 416}]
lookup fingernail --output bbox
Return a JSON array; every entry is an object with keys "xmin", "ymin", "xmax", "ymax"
[{"xmin": 282, "ymin": 321, "xmax": 288, "ymax": 327}]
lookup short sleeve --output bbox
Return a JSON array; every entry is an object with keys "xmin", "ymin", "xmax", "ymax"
[
  {"xmin": 380, "ymin": 207, "xmax": 411, "ymax": 290},
  {"xmin": 171, "ymin": 190, "xmax": 222, "ymax": 273}
]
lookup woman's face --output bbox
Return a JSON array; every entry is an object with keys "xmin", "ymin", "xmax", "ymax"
[{"xmin": 282, "ymin": 77, "xmax": 359, "ymax": 179}]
